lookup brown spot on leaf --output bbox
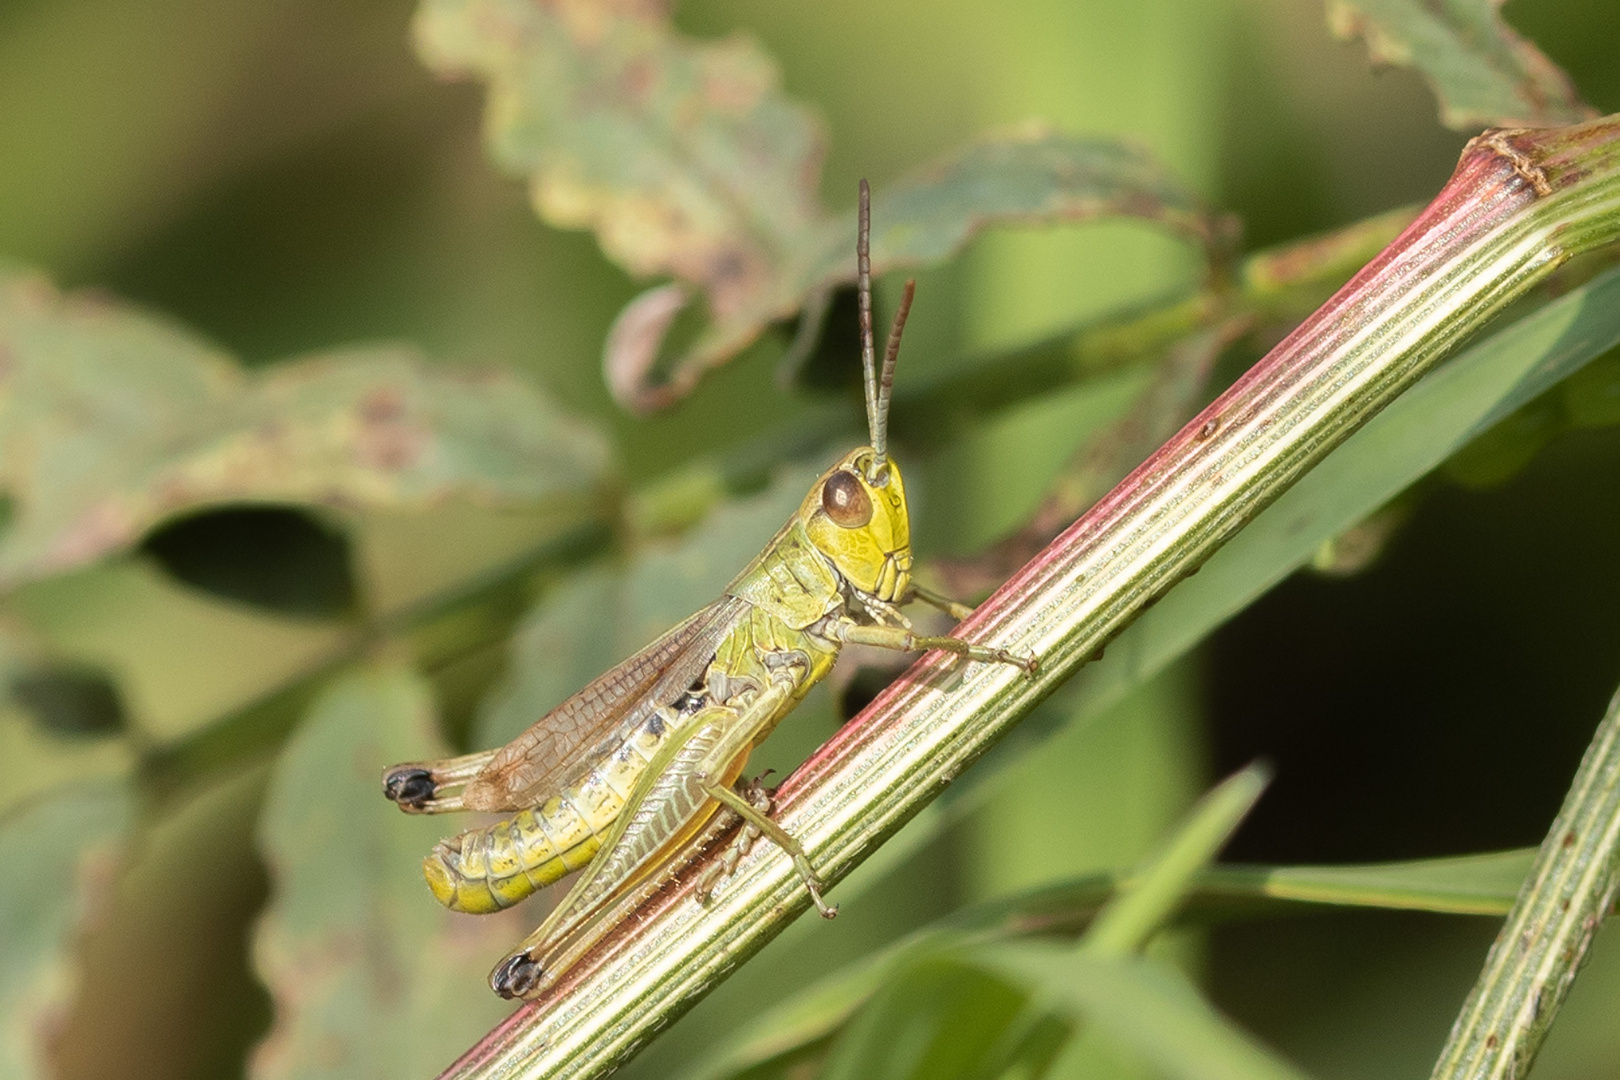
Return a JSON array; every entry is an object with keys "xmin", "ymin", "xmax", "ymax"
[
  {"xmin": 621, "ymin": 56, "xmax": 656, "ymax": 101},
  {"xmin": 360, "ymin": 386, "xmax": 408, "ymax": 424}
]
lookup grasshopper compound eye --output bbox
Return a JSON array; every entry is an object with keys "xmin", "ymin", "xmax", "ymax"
[{"xmin": 822, "ymin": 470, "xmax": 873, "ymax": 529}]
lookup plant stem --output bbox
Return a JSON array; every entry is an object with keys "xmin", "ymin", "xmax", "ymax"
[
  {"xmin": 435, "ymin": 115, "xmax": 1620, "ymax": 1080},
  {"xmin": 1428, "ymin": 684, "xmax": 1620, "ymax": 1080}
]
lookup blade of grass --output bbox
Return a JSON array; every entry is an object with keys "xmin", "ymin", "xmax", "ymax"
[
  {"xmin": 973, "ymin": 944, "xmax": 1313, "ymax": 1080},
  {"xmin": 807, "ymin": 765, "xmax": 1272, "ymax": 1080},
  {"xmin": 1084, "ymin": 763, "xmax": 1271, "ymax": 956},
  {"xmin": 679, "ymin": 847, "xmax": 1542, "ymax": 1080}
]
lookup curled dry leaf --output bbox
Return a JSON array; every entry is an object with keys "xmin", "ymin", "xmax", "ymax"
[
  {"xmin": 413, "ymin": 0, "xmax": 1223, "ymax": 411},
  {"xmin": 1326, "ymin": 0, "xmax": 1596, "ymax": 131},
  {"xmin": 0, "ymin": 267, "xmax": 611, "ymax": 590},
  {"xmin": 603, "ymin": 124, "xmax": 1229, "ymax": 411}
]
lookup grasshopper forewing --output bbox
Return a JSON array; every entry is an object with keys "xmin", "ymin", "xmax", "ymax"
[{"xmin": 382, "ymin": 180, "xmax": 1037, "ymax": 1000}]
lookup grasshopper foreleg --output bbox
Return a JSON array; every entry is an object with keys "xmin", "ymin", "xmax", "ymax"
[
  {"xmin": 903, "ymin": 582, "xmax": 976, "ymax": 622},
  {"xmin": 825, "ymin": 617, "xmax": 1038, "ymax": 676},
  {"xmin": 382, "ymin": 749, "xmax": 499, "ymax": 812},
  {"xmin": 698, "ymin": 777, "xmax": 837, "ymax": 919}
]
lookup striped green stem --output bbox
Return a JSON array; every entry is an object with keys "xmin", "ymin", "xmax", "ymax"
[{"xmin": 1429, "ymin": 684, "xmax": 1620, "ymax": 1080}]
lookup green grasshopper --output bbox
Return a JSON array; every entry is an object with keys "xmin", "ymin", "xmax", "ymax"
[{"xmin": 382, "ymin": 180, "xmax": 1036, "ymax": 1000}]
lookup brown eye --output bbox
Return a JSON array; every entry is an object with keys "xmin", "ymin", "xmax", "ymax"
[{"xmin": 821, "ymin": 470, "xmax": 872, "ymax": 528}]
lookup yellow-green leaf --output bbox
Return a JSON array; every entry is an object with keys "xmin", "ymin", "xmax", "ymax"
[
  {"xmin": 0, "ymin": 267, "xmax": 610, "ymax": 589},
  {"xmin": 1326, "ymin": 0, "xmax": 1595, "ymax": 131},
  {"xmin": 414, "ymin": 0, "xmax": 1220, "ymax": 410},
  {"xmin": 251, "ymin": 663, "xmax": 525, "ymax": 1080},
  {"xmin": 0, "ymin": 780, "xmax": 132, "ymax": 1080}
]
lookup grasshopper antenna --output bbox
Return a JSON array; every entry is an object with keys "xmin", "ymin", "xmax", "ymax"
[
  {"xmin": 857, "ymin": 179, "xmax": 879, "ymax": 455},
  {"xmin": 872, "ymin": 277, "xmax": 914, "ymax": 475},
  {"xmin": 856, "ymin": 179, "xmax": 914, "ymax": 480}
]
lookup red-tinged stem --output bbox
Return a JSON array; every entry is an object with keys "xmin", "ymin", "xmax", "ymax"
[{"xmin": 438, "ymin": 115, "xmax": 1620, "ymax": 1080}]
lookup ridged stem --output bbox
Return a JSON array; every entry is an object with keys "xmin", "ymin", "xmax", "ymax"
[
  {"xmin": 439, "ymin": 115, "xmax": 1620, "ymax": 1080},
  {"xmin": 1429, "ymin": 685, "xmax": 1620, "ymax": 1080}
]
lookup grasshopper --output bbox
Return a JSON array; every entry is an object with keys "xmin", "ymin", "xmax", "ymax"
[{"xmin": 382, "ymin": 180, "xmax": 1036, "ymax": 1000}]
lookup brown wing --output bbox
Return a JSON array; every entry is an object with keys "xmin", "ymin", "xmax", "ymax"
[{"xmin": 461, "ymin": 596, "xmax": 749, "ymax": 812}]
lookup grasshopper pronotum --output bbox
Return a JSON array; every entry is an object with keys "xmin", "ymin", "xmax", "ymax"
[{"xmin": 382, "ymin": 180, "xmax": 1037, "ymax": 1000}]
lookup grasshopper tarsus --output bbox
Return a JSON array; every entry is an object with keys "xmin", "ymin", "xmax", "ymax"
[
  {"xmin": 382, "ymin": 766, "xmax": 435, "ymax": 809},
  {"xmin": 491, "ymin": 952, "xmax": 544, "ymax": 1000},
  {"xmin": 803, "ymin": 868, "xmax": 838, "ymax": 919}
]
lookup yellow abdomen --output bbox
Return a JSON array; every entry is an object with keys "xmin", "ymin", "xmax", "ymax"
[{"xmin": 423, "ymin": 711, "xmax": 675, "ymax": 914}]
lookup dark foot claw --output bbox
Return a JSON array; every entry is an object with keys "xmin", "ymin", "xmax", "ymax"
[
  {"xmin": 382, "ymin": 766, "xmax": 437, "ymax": 808},
  {"xmin": 491, "ymin": 953, "xmax": 544, "ymax": 999}
]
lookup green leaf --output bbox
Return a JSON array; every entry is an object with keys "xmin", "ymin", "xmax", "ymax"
[
  {"xmin": 251, "ymin": 662, "xmax": 522, "ymax": 1080},
  {"xmin": 413, "ymin": 0, "xmax": 1218, "ymax": 410},
  {"xmin": 1083, "ymin": 764, "xmax": 1270, "ymax": 957},
  {"xmin": 1325, "ymin": 0, "xmax": 1595, "ymax": 131},
  {"xmin": 613, "ymin": 126, "xmax": 1222, "ymax": 411},
  {"xmin": 795, "ymin": 766, "xmax": 1269, "ymax": 1080},
  {"xmin": 814, "ymin": 956, "xmax": 1032, "ymax": 1080},
  {"xmin": 0, "ymin": 709, "xmax": 132, "ymax": 818},
  {"xmin": 477, "ymin": 462, "xmax": 820, "ymax": 748},
  {"xmin": 0, "ymin": 780, "xmax": 132, "ymax": 1080},
  {"xmin": 1207, "ymin": 848, "xmax": 1534, "ymax": 914},
  {"xmin": 972, "ymin": 944, "xmax": 1312, "ymax": 1080},
  {"xmin": 0, "ymin": 266, "xmax": 611, "ymax": 590}
]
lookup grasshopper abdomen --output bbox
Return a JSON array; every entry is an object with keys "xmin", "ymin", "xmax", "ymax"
[{"xmin": 424, "ymin": 705, "xmax": 686, "ymax": 913}]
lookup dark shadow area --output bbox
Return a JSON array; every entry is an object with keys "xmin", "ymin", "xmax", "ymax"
[
  {"xmin": 11, "ymin": 666, "xmax": 127, "ymax": 736},
  {"xmin": 1208, "ymin": 427, "xmax": 1620, "ymax": 864},
  {"xmin": 141, "ymin": 506, "xmax": 356, "ymax": 618}
]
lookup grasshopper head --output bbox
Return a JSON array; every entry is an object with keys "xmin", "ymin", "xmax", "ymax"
[
  {"xmin": 804, "ymin": 448, "xmax": 912, "ymax": 602},
  {"xmin": 803, "ymin": 178, "xmax": 915, "ymax": 604}
]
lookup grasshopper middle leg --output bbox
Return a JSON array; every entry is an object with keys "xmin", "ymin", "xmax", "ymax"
[
  {"xmin": 825, "ymin": 618, "xmax": 1038, "ymax": 675},
  {"xmin": 695, "ymin": 777, "xmax": 837, "ymax": 918}
]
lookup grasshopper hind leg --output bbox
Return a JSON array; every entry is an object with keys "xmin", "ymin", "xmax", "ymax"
[
  {"xmin": 491, "ymin": 952, "xmax": 545, "ymax": 999},
  {"xmin": 381, "ymin": 749, "xmax": 497, "ymax": 812}
]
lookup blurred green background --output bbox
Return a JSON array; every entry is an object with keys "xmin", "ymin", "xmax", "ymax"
[{"xmin": 1, "ymin": 0, "xmax": 1618, "ymax": 1078}]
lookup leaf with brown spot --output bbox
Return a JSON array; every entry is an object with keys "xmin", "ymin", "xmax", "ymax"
[
  {"xmin": 0, "ymin": 780, "xmax": 132, "ymax": 1080},
  {"xmin": 1326, "ymin": 0, "xmax": 1596, "ymax": 131},
  {"xmin": 251, "ymin": 663, "xmax": 528, "ymax": 1080},
  {"xmin": 414, "ymin": 0, "xmax": 1223, "ymax": 411},
  {"xmin": 0, "ymin": 267, "xmax": 611, "ymax": 590}
]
